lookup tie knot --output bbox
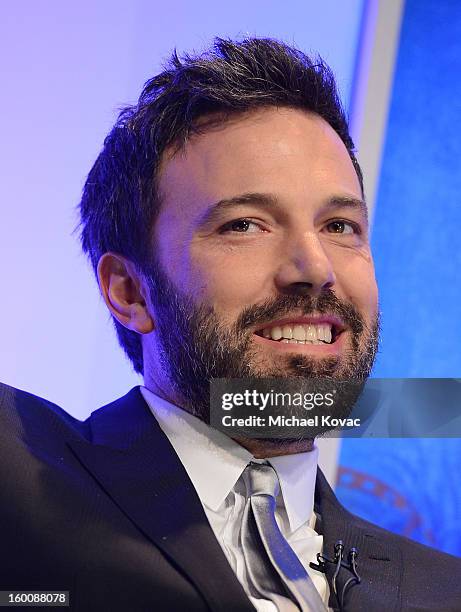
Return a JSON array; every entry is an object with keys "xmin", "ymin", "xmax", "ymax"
[{"xmin": 244, "ymin": 463, "xmax": 280, "ymax": 499}]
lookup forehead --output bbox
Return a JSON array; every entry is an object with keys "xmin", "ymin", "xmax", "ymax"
[{"xmin": 157, "ymin": 107, "xmax": 362, "ymax": 215}]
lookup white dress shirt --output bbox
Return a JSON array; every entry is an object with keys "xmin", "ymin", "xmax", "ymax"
[{"xmin": 140, "ymin": 386, "xmax": 331, "ymax": 611}]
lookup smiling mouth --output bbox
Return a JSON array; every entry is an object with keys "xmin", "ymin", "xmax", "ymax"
[{"xmin": 253, "ymin": 319, "xmax": 345, "ymax": 345}]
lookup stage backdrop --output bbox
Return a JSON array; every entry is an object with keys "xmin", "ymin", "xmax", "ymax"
[{"xmin": 337, "ymin": 0, "xmax": 461, "ymax": 557}]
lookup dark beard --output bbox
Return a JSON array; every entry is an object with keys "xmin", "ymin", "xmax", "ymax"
[{"xmin": 145, "ymin": 262, "xmax": 380, "ymax": 436}]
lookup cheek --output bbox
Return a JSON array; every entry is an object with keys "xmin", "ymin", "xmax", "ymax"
[
  {"xmin": 334, "ymin": 255, "xmax": 379, "ymax": 319},
  {"xmin": 188, "ymin": 248, "xmax": 271, "ymax": 314}
]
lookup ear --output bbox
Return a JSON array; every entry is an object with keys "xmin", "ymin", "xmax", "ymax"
[{"xmin": 97, "ymin": 253, "xmax": 154, "ymax": 334}]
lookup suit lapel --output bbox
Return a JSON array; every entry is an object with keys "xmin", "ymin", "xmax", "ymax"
[
  {"xmin": 67, "ymin": 387, "xmax": 401, "ymax": 612},
  {"xmin": 315, "ymin": 469, "xmax": 402, "ymax": 611},
  {"xmin": 67, "ymin": 387, "xmax": 255, "ymax": 612}
]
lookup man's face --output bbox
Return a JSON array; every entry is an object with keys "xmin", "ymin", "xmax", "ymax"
[{"xmin": 143, "ymin": 107, "xmax": 379, "ymax": 418}]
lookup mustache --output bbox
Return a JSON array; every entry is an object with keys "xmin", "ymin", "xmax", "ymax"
[{"xmin": 235, "ymin": 290, "xmax": 364, "ymax": 336}]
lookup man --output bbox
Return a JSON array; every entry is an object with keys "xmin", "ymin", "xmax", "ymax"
[{"xmin": 1, "ymin": 38, "xmax": 460, "ymax": 611}]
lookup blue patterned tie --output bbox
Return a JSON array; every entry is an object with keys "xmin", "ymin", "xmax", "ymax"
[{"xmin": 241, "ymin": 462, "xmax": 327, "ymax": 612}]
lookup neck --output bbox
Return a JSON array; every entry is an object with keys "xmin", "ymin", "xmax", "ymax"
[
  {"xmin": 143, "ymin": 379, "xmax": 315, "ymax": 458},
  {"xmin": 231, "ymin": 435, "xmax": 315, "ymax": 458}
]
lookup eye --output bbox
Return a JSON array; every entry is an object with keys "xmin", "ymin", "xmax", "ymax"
[
  {"xmin": 220, "ymin": 218, "xmax": 264, "ymax": 233},
  {"xmin": 325, "ymin": 220, "xmax": 359, "ymax": 235}
]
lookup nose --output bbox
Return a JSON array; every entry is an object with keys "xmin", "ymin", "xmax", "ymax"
[{"xmin": 274, "ymin": 231, "xmax": 336, "ymax": 296}]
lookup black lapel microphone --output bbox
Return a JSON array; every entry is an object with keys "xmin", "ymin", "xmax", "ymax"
[{"xmin": 309, "ymin": 540, "xmax": 361, "ymax": 611}]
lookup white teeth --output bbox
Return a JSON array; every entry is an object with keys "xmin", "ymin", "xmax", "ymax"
[
  {"xmin": 305, "ymin": 325, "xmax": 316, "ymax": 341},
  {"xmin": 293, "ymin": 325, "xmax": 306, "ymax": 341},
  {"xmin": 282, "ymin": 324, "xmax": 293, "ymax": 339},
  {"xmin": 263, "ymin": 322, "xmax": 334, "ymax": 343},
  {"xmin": 283, "ymin": 339, "xmax": 325, "ymax": 345},
  {"xmin": 270, "ymin": 326, "xmax": 283, "ymax": 341}
]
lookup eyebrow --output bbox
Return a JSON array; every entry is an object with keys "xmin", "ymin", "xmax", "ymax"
[
  {"xmin": 322, "ymin": 194, "xmax": 369, "ymax": 222},
  {"xmin": 195, "ymin": 191, "xmax": 368, "ymax": 228}
]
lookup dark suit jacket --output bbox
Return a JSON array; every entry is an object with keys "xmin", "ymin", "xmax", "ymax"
[{"xmin": 1, "ymin": 382, "xmax": 460, "ymax": 611}]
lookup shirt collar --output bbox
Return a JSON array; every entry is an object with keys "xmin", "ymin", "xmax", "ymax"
[
  {"xmin": 140, "ymin": 386, "xmax": 319, "ymax": 533},
  {"xmin": 268, "ymin": 447, "xmax": 319, "ymax": 532}
]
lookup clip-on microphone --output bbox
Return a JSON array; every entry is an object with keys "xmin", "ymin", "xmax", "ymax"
[{"xmin": 309, "ymin": 540, "xmax": 361, "ymax": 611}]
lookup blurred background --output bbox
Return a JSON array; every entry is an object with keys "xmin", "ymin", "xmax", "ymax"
[{"xmin": 1, "ymin": 0, "xmax": 460, "ymax": 555}]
